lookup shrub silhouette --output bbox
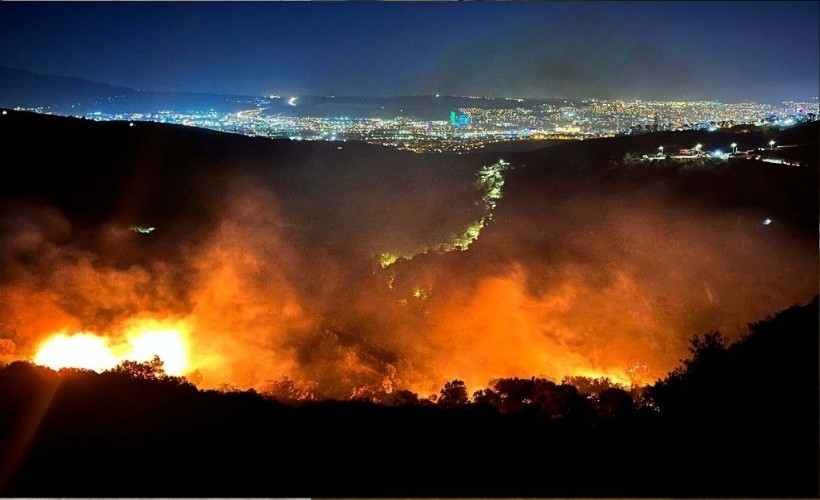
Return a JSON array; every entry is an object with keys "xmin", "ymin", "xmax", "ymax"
[{"xmin": 0, "ymin": 297, "xmax": 816, "ymax": 497}]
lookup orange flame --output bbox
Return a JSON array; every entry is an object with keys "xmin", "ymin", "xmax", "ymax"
[{"xmin": 4, "ymin": 180, "xmax": 815, "ymax": 397}]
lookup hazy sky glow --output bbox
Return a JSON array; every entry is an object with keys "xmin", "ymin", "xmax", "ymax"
[{"xmin": 1, "ymin": 1, "xmax": 817, "ymax": 102}]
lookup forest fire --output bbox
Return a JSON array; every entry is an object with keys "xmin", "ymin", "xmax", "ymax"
[
  {"xmin": 0, "ymin": 115, "xmax": 816, "ymax": 401},
  {"xmin": 0, "ymin": 3, "xmax": 817, "ymax": 496},
  {"xmin": 4, "ymin": 171, "xmax": 816, "ymax": 399},
  {"xmin": 33, "ymin": 319, "xmax": 190, "ymax": 376}
]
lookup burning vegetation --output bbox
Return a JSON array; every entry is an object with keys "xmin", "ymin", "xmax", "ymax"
[
  {"xmin": 0, "ymin": 112, "xmax": 817, "ymax": 401},
  {"xmin": 0, "ymin": 296, "xmax": 817, "ymax": 496}
]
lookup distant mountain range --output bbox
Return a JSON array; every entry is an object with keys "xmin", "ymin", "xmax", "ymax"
[
  {"xmin": 0, "ymin": 67, "xmax": 260, "ymax": 114},
  {"xmin": 0, "ymin": 66, "xmax": 565, "ymax": 120}
]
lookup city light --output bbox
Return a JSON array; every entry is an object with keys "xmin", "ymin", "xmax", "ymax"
[
  {"xmin": 769, "ymin": 140, "xmax": 776, "ymax": 149},
  {"xmin": 61, "ymin": 96, "xmax": 818, "ymax": 154}
]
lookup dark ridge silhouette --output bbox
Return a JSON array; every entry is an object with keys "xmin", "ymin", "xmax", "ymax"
[
  {"xmin": 0, "ymin": 297, "xmax": 816, "ymax": 497},
  {"xmin": 2, "ymin": 108, "xmax": 814, "ymax": 259},
  {"xmin": 0, "ymin": 66, "xmax": 259, "ymax": 113},
  {"xmin": 508, "ymin": 120, "xmax": 820, "ymax": 171},
  {"xmin": 0, "ymin": 67, "xmax": 568, "ymax": 119},
  {"xmin": 0, "ymin": 107, "xmax": 484, "ymax": 265}
]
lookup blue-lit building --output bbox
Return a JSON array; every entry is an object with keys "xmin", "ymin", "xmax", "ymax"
[{"xmin": 449, "ymin": 110, "xmax": 470, "ymax": 127}]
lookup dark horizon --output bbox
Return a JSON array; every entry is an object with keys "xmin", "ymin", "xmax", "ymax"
[
  {"xmin": 2, "ymin": 64, "xmax": 817, "ymax": 105},
  {"xmin": 0, "ymin": 2, "xmax": 817, "ymax": 103}
]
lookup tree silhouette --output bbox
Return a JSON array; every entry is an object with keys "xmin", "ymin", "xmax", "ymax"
[
  {"xmin": 0, "ymin": 298, "xmax": 816, "ymax": 497},
  {"xmin": 562, "ymin": 375, "xmax": 621, "ymax": 398},
  {"xmin": 539, "ymin": 383, "xmax": 588, "ymax": 420},
  {"xmin": 438, "ymin": 379, "xmax": 468, "ymax": 408},
  {"xmin": 596, "ymin": 387, "xmax": 635, "ymax": 418},
  {"xmin": 687, "ymin": 331, "xmax": 728, "ymax": 358},
  {"xmin": 383, "ymin": 389, "xmax": 420, "ymax": 406},
  {"xmin": 111, "ymin": 355, "xmax": 166, "ymax": 380},
  {"xmin": 472, "ymin": 387, "xmax": 501, "ymax": 407}
]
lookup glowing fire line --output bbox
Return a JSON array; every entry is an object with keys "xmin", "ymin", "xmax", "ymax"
[{"xmin": 379, "ymin": 159, "xmax": 510, "ymax": 268}]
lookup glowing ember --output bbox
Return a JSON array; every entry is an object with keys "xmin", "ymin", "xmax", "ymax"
[{"xmin": 33, "ymin": 321, "xmax": 190, "ymax": 376}]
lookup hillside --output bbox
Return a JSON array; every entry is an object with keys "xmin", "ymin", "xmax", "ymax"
[
  {"xmin": 0, "ymin": 108, "xmax": 816, "ymax": 400},
  {"xmin": 0, "ymin": 67, "xmax": 257, "ymax": 114},
  {"xmin": 0, "ymin": 297, "xmax": 816, "ymax": 496},
  {"xmin": 0, "ymin": 108, "xmax": 483, "ymax": 264},
  {"xmin": 0, "ymin": 67, "xmax": 565, "ymax": 119}
]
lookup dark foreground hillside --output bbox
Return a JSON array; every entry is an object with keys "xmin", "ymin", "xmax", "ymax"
[
  {"xmin": 0, "ymin": 108, "xmax": 483, "ymax": 265},
  {"xmin": 0, "ymin": 297, "xmax": 817, "ymax": 497}
]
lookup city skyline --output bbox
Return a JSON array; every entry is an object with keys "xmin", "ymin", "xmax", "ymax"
[
  {"xmin": 1, "ymin": 2, "xmax": 818, "ymax": 102},
  {"xmin": 4, "ymin": 65, "xmax": 816, "ymax": 154}
]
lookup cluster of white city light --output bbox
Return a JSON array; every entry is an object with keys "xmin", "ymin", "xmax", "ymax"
[{"xmin": 30, "ymin": 95, "xmax": 814, "ymax": 153}]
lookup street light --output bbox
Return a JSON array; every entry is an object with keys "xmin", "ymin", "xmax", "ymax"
[
  {"xmin": 768, "ymin": 140, "xmax": 776, "ymax": 150},
  {"xmin": 731, "ymin": 142, "xmax": 737, "ymax": 154},
  {"xmin": 658, "ymin": 146, "xmax": 664, "ymax": 156}
]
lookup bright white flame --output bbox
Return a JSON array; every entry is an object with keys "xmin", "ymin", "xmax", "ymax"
[
  {"xmin": 34, "ymin": 333, "xmax": 119, "ymax": 372},
  {"xmin": 33, "ymin": 321, "xmax": 191, "ymax": 376},
  {"xmin": 124, "ymin": 328, "xmax": 188, "ymax": 375}
]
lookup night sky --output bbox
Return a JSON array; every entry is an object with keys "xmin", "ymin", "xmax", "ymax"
[{"xmin": 0, "ymin": 1, "xmax": 817, "ymax": 102}]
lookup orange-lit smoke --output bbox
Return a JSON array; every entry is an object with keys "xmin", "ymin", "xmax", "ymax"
[{"xmin": 1, "ymin": 161, "xmax": 816, "ymax": 399}]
